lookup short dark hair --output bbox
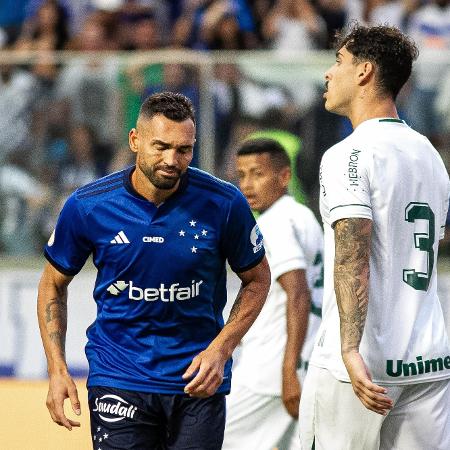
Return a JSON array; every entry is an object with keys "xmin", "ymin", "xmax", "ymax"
[
  {"xmin": 335, "ymin": 23, "xmax": 419, "ymax": 99},
  {"xmin": 138, "ymin": 91, "xmax": 196, "ymax": 124},
  {"xmin": 237, "ymin": 138, "xmax": 291, "ymax": 170}
]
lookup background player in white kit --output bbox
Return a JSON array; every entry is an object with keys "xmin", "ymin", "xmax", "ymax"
[
  {"xmin": 299, "ymin": 24, "xmax": 450, "ymax": 450},
  {"xmin": 223, "ymin": 138, "xmax": 324, "ymax": 450}
]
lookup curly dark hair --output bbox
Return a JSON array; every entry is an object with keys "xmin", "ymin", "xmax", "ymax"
[
  {"xmin": 334, "ymin": 23, "xmax": 419, "ymax": 99},
  {"xmin": 139, "ymin": 92, "xmax": 196, "ymax": 124}
]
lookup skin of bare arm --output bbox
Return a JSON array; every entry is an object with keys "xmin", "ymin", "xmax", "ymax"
[
  {"xmin": 278, "ymin": 269, "xmax": 311, "ymax": 419},
  {"xmin": 183, "ymin": 256, "xmax": 271, "ymax": 397},
  {"xmin": 334, "ymin": 218, "xmax": 393, "ymax": 415},
  {"xmin": 37, "ymin": 262, "xmax": 81, "ymax": 430}
]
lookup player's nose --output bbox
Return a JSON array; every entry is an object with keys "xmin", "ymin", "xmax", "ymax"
[
  {"xmin": 239, "ymin": 176, "xmax": 252, "ymax": 193},
  {"xmin": 163, "ymin": 149, "xmax": 180, "ymax": 166}
]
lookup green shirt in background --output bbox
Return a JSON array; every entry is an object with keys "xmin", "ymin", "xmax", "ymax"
[
  {"xmin": 248, "ymin": 129, "xmax": 307, "ymax": 205},
  {"xmin": 118, "ymin": 64, "xmax": 164, "ymax": 145}
]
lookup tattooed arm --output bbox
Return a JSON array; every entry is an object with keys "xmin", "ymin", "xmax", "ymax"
[
  {"xmin": 334, "ymin": 218, "xmax": 371, "ymax": 354},
  {"xmin": 37, "ymin": 262, "xmax": 81, "ymax": 430},
  {"xmin": 334, "ymin": 218, "xmax": 392, "ymax": 415},
  {"xmin": 183, "ymin": 256, "xmax": 270, "ymax": 397},
  {"xmin": 222, "ymin": 255, "xmax": 270, "ymax": 350}
]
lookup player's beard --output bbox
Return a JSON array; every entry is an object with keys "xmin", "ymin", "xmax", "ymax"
[{"xmin": 141, "ymin": 163, "xmax": 183, "ymax": 190}]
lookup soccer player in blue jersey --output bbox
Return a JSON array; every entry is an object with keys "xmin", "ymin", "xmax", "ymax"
[{"xmin": 37, "ymin": 92, "xmax": 271, "ymax": 450}]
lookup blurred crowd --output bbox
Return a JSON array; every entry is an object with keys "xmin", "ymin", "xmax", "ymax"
[
  {"xmin": 0, "ymin": 0, "xmax": 450, "ymax": 255},
  {"xmin": 3, "ymin": 0, "xmax": 447, "ymax": 52}
]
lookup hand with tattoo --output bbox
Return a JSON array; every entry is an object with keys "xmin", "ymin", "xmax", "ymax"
[{"xmin": 37, "ymin": 263, "xmax": 82, "ymax": 430}]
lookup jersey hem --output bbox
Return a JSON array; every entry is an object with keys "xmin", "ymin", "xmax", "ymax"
[
  {"xmin": 44, "ymin": 250, "xmax": 80, "ymax": 276},
  {"xmin": 329, "ymin": 209, "xmax": 373, "ymax": 228},
  {"xmin": 271, "ymin": 257, "xmax": 306, "ymax": 281},
  {"xmin": 329, "ymin": 203, "xmax": 372, "ymax": 213},
  {"xmin": 231, "ymin": 383, "xmax": 281, "ymax": 397},
  {"xmin": 231, "ymin": 365, "xmax": 305, "ymax": 397},
  {"xmin": 232, "ymin": 251, "xmax": 265, "ymax": 274},
  {"xmin": 87, "ymin": 377, "xmax": 231, "ymax": 395}
]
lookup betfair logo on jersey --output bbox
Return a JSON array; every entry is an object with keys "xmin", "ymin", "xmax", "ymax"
[
  {"xmin": 107, "ymin": 280, "xmax": 204, "ymax": 302},
  {"xmin": 107, "ymin": 281, "xmax": 128, "ymax": 296},
  {"xmin": 386, "ymin": 354, "xmax": 450, "ymax": 377}
]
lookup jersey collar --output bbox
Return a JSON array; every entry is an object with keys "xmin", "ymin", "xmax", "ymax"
[
  {"xmin": 354, "ymin": 117, "xmax": 407, "ymax": 133},
  {"xmin": 378, "ymin": 118, "xmax": 405, "ymax": 124}
]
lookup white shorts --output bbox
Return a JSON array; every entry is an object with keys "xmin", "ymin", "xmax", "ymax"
[
  {"xmin": 299, "ymin": 365, "xmax": 450, "ymax": 450},
  {"xmin": 223, "ymin": 383, "xmax": 300, "ymax": 450}
]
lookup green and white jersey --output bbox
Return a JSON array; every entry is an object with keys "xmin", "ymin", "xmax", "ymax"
[
  {"xmin": 310, "ymin": 118, "xmax": 450, "ymax": 385},
  {"xmin": 233, "ymin": 195, "xmax": 324, "ymax": 395}
]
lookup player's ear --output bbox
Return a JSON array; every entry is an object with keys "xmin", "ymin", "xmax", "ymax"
[
  {"xmin": 357, "ymin": 61, "xmax": 374, "ymax": 86},
  {"xmin": 279, "ymin": 165, "xmax": 291, "ymax": 188},
  {"xmin": 129, "ymin": 128, "xmax": 139, "ymax": 153}
]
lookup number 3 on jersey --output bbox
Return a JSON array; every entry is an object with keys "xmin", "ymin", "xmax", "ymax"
[{"xmin": 403, "ymin": 202, "xmax": 435, "ymax": 292}]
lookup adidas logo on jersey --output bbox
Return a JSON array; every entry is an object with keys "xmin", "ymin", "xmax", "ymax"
[{"xmin": 111, "ymin": 231, "xmax": 130, "ymax": 244}]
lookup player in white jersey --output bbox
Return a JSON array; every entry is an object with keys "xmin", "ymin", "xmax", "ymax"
[
  {"xmin": 299, "ymin": 23, "xmax": 450, "ymax": 450},
  {"xmin": 223, "ymin": 138, "xmax": 324, "ymax": 450}
]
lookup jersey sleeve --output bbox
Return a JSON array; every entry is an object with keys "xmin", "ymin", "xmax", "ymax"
[
  {"xmin": 265, "ymin": 217, "xmax": 307, "ymax": 281},
  {"xmin": 320, "ymin": 146, "xmax": 372, "ymax": 226},
  {"xmin": 44, "ymin": 193, "xmax": 92, "ymax": 275},
  {"xmin": 440, "ymin": 180, "xmax": 450, "ymax": 240},
  {"xmin": 223, "ymin": 190, "xmax": 265, "ymax": 273}
]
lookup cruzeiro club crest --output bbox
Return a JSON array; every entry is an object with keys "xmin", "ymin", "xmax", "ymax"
[{"xmin": 250, "ymin": 224, "xmax": 263, "ymax": 253}]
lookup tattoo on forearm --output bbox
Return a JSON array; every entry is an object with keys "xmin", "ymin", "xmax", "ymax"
[
  {"xmin": 45, "ymin": 298, "xmax": 67, "ymax": 323},
  {"xmin": 49, "ymin": 331, "xmax": 66, "ymax": 357},
  {"xmin": 226, "ymin": 287, "xmax": 243, "ymax": 324},
  {"xmin": 334, "ymin": 218, "xmax": 371, "ymax": 354},
  {"xmin": 45, "ymin": 297, "xmax": 67, "ymax": 358}
]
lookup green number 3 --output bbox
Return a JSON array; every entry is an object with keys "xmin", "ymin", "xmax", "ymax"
[{"xmin": 403, "ymin": 202, "xmax": 435, "ymax": 291}]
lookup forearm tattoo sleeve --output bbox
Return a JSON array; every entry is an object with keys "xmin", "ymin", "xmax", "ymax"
[
  {"xmin": 45, "ymin": 297, "xmax": 68, "ymax": 358},
  {"xmin": 334, "ymin": 218, "xmax": 372, "ymax": 354}
]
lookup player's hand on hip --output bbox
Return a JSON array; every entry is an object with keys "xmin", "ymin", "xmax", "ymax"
[
  {"xmin": 46, "ymin": 372, "xmax": 81, "ymax": 430},
  {"xmin": 282, "ymin": 369, "xmax": 300, "ymax": 419},
  {"xmin": 182, "ymin": 347, "xmax": 226, "ymax": 398},
  {"xmin": 342, "ymin": 351, "xmax": 393, "ymax": 416}
]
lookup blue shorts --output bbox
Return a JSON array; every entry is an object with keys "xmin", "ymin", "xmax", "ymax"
[{"xmin": 88, "ymin": 386, "xmax": 226, "ymax": 450}]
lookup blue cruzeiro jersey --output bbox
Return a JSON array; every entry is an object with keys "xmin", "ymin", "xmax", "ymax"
[{"xmin": 45, "ymin": 166, "xmax": 265, "ymax": 394}]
